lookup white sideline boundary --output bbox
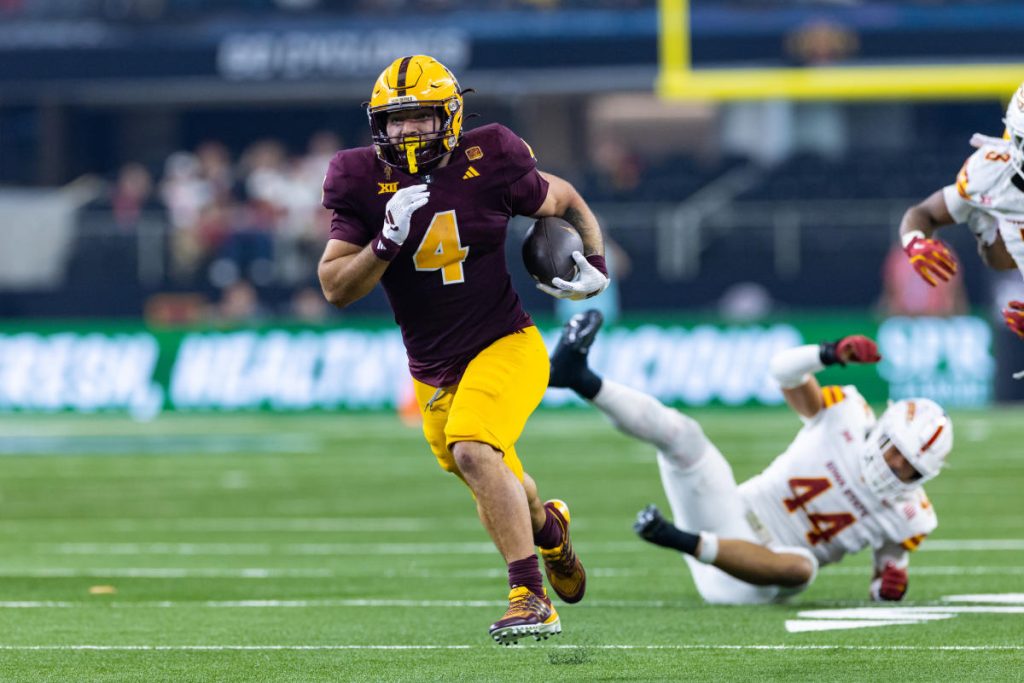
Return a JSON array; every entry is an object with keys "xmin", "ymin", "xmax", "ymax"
[{"xmin": 0, "ymin": 644, "xmax": 1020, "ymax": 652}]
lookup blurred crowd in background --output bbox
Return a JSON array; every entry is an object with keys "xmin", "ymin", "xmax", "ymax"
[
  {"xmin": 87, "ymin": 133, "xmax": 338, "ymax": 318},
  {"xmin": 0, "ymin": 0, "xmax": 653, "ymax": 20},
  {"xmin": 86, "ymin": 133, "xmax": 339, "ymax": 325},
  {"xmin": 0, "ymin": 0, "xmax": 1010, "ymax": 22},
  {"xmin": 2, "ymin": 0, "xmax": 1022, "ymax": 328}
]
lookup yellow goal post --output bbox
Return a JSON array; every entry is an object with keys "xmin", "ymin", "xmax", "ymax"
[{"xmin": 658, "ymin": 0, "xmax": 1024, "ymax": 101}]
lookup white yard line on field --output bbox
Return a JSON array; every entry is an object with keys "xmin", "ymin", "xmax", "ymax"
[
  {"xmin": 0, "ymin": 568, "xmax": 338, "ymax": 579},
  {"xmin": 0, "ymin": 565, "xmax": 1022, "ymax": 580},
  {"xmin": 0, "ymin": 567, "xmax": 653, "ymax": 579},
  {"xmin": 824, "ymin": 566, "xmax": 1024, "ymax": 576},
  {"xmin": 0, "ymin": 599, "xmax": 684, "ymax": 609},
  {"xmin": 0, "ymin": 518, "xmax": 467, "ymax": 533},
  {"xmin": 32, "ymin": 539, "xmax": 1024, "ymax": 556},
  {"xmin": 0, "ymin": 644, "xmax": 1020, "ymax": 652},
  {"xmin": 6, "ymin": 593, "xmax": 1024, "ymax": 610},
  {"xmin": 3, "ymin": 598, "xmax": 1023, "ymax": 610},
  {"xmin": 42, "ymin": 542, "xmax": 501, "ymax": 556},
  {"xmin": 919, "ymin": 540, "xmax": 1024, "ymax": 551},
  {"xmin": 0, "ymin": 434, "xmax": 319, "ymax": 455}
]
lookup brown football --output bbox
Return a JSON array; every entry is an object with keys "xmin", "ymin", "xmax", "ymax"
[{"xmin": 522, "ymin": 217, "xmax": 583, "ymax": 287}]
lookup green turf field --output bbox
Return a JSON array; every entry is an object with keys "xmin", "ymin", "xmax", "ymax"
[{"xmin": 0, "ymin": 408, "xmax": 1021, "ymax": 681}]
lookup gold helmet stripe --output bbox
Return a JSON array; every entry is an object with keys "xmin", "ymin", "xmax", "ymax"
[{"xmin": 395, "ymin": 55, "xmax": 414, "ymax": 97}]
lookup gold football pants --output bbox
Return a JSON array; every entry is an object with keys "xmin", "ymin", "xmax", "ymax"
[{"xmin": 413, "ymin": 326, "xmax": 549, "ymax": 483}]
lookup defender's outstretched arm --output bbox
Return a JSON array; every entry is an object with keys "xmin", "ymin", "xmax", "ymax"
[{"xmin": 769, "ymin": 336, "xmax": 881, "ymax": 419}]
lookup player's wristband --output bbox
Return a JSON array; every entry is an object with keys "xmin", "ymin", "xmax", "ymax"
[
  {"xmin": 819, "ymin": 340, "xmax": 845, "ymax": 367},
  {"xmin": 585, "ymin": 254, "xmax": 608, "ymax": 277},
  {"xmin": 901, "ymin": 230, "xmax": 926, "ymax": 250},
  {"xmin": 373, "ymin": 233, "xmax": 402, "ymax": 262},
  {"xmin": 697, "ymin": 532, "xmax": 719, "ymax": 564}
]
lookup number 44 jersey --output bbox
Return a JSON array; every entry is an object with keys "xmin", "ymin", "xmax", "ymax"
[
  {"xmin": 738, "ymin": 385, "xmax": 937, "ymax": 567},
  {"xmin": 322, "ymin": 123, "xmax": 550, "ymax": 388}
]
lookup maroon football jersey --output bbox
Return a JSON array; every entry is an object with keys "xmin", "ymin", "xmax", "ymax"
[{"xmin": 323, "ymin": 123, "xmax": 550, "ymax": 387}]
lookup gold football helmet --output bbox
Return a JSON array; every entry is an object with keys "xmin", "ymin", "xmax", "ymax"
[{"xmin": 367, "ymin": 55, "xmax": 465, "ymax": 175}]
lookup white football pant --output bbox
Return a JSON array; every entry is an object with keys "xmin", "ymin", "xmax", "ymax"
[{"xmin": 593, "ymin": 379, "xmax": 817, "ymax": 604}]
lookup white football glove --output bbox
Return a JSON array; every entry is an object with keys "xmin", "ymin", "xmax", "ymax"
[
  {"xmin": 381, "ymin": 184, "xmax": 430, "ymax": 247},
  {"xmin": 536, "ymin": 251, "xmax": 610, "ymax": 301}
]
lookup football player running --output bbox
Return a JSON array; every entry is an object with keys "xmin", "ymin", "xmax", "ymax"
[
  {"xmin": 317, "ymin": 56, "xmax": 609, "ymax": 644},
  {"xmin": 550, "ymin": 310, "xmax": 952, "ymax": 604},
  {"xmin": 898, "ymin": 81, "xmax": 1024, "ymax": 343}
]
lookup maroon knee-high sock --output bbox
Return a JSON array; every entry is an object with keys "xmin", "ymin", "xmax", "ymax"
[
  {"xmin": 507, "ymin": 555, "xmax": 545, "ymax": 597},
  {"xmin": 533, "ymin": 506, "xmax": 564, "ymax": 550}
]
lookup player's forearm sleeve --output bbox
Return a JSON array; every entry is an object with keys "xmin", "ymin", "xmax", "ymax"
[{"xmin": 769, "ymin": 345, "xmax": 825, "ymax": 389}]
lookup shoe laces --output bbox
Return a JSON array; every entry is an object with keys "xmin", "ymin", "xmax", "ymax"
[
  {"xmin": 543, "ymin": 536, "xmax": 578, "ymax": 576},
  {"xmin": 505, "ymin": 588, "xmax": 546, "ymax": 619}
]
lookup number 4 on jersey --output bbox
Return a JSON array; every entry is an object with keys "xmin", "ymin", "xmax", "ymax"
[{"xmin": 413, "ymin": 210, "xmax": 470, "ymax": 285}]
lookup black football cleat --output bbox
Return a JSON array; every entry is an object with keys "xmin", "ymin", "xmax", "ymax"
[
  {"xmin": 549, "ymin": 310, "xmax": 604, "ymax": 390},
  {"xmin": 633, "ymin": 504, "xmax": 669, "ymax": 543},
  {"xmin": 557, "ymin": 310, "xmax": 604, "ymax": 356}
]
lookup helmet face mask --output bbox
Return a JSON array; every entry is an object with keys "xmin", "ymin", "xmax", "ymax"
[
  {"xmin": 861, "ymin": 398, "xmax": 952, "ymax": 499},
  {"xmin": 367, "ymin": 55, "xmax": 464, "ymax": 175}
]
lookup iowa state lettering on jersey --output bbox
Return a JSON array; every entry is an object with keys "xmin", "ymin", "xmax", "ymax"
[{"xmin": 825, "ymin": 460, "xmax": 871, "ymax": 519}]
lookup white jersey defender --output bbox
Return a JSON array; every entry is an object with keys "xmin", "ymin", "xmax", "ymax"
[
  {"xmin": 942, "ymin": 83, "xmax": 1024, "ymax": 278},
  {"xmin": 658, "ymin": 383, "xmax": 941, "ymax": 605},
  {"xmin": 549, "ymin": 312, "xmax": 951, "ymax": 605},
  {"xmin": 740, "ymin": 385, "xmax": 936, "ymax": 569}
]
